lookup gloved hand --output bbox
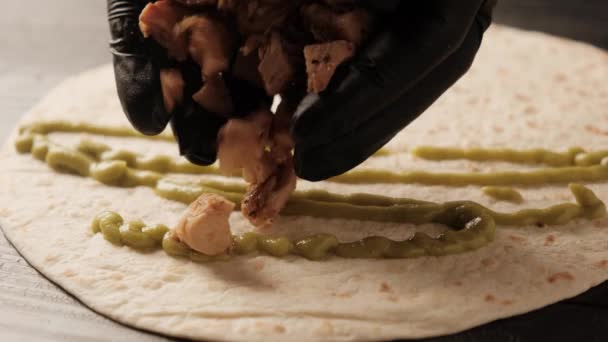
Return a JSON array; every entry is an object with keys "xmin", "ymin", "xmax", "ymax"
[
  {"xmin": 292, "ymin": 0, "xmax": 497, "ymax": 181},
  {"xmin": 108, "ymin": 0, "xmax": 266, "ymax": 166}
]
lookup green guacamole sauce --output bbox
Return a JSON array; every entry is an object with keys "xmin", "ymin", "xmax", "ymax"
[
  {"xmin": 412, "ymin": 146, "xmax": 608, "ymax": 167},
  {"xmin": 15, "ymin": 121, "xmax": 608, "ymax": 261},
  {"xmin": 482, "ymin": 187, "xmax": 524, "ymax": 203}
]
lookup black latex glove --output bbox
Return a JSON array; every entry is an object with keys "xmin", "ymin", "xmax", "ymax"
[
  {"xmin": 108, "ymin": 0, "xmax": 267, "ymax": 165},
  {"xmin": 292, "ymin": 0, "xmax": 497, "ymax": 181}
]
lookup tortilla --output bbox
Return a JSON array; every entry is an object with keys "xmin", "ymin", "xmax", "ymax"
[{"xmin": 1, "ymin": 25, "xmax": 608, "ymax": 341}]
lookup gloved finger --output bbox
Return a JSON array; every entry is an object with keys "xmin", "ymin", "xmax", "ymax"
[
  {"xmin": 171, "ymin": 98, "xmax": 227, "ymax": 166},
  {"xmin": 108, "ymin": 0, "xmax": 173, "ymax": 136},
  {"xmin": 294, "ymin": 13, "xmax": 488, "ymax": 181},
  {"xmin": 291, "ymin": 0, "xmax": 490, "ymax": 152}
]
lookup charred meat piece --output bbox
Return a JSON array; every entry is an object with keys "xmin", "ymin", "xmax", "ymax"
[
  {"xmin": 192, "ymin": 74, "xmax": 234, "ymax": 115},
  {"xmin": 173, "ymin": 0, "xmax": 217, "ymax": 7},
  {"xmin": 301, "ymin": 3, "xmax": 372, "ymax": 46},
  {"xmin": 233, "ymin": 49, "xmax": 265, "ymax": 89},
  {"xmin": 217, "ymin": 108, "xmax": 297, "ymax": 228},
  {"xmin": 304, "ymin": 40, "xmax": 355, "ymax": 93},
  {"xmin": 242, "ymin": 161, "xmax": 297, "ymax": 228},
  {"xmin": 174, "ymin": 193, "xmax": 235, "ymax": 256},
  {"xmin": 139, "ymin": 1, "xmax": 189, "ymax": 60},
  {"xmin": 258, "ymin": 31, "xmax": 300, "ymax": 95},
  {"xmin": 234, "ymin": 0, "xmax": 299, "ymax": 36},
  {"xmin": 160, "ymin": 68, "xmax": 185, "ymax": 113},
  {"xmin": 176, "ymin": 15, "xmax": 237, "ymax": 77},
  {"xmin": 140, "ymin": 0, "xmax": 377, "ymax": 228}
]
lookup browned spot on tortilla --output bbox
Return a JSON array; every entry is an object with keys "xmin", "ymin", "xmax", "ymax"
[
  {"xmin": 454, "ymin": 281, "xmax": 463, "ymax": 286},
  {"xmin": 598, "ymin": 260, "xmax": 608, "ymax": 269},
  {"xmin": 508, "ymin": 234, "xmax": 526, "ymax": 242},
  {"xmin": 274, "ymin": 325, "xmax": 286, "ymax": 333},
  {"xmin": 485, "ymin": 294, "xmax": 496, "ymax": 302},
  {"xmin": 524, "ymin": 105, "xmax": 538, "ymax": 115},
  {"xmin": 467, "ymin": 97, "xmax": 479, "ymax": 105},
  {"xmin": 554, "ymin": 73, "xmax": 568, "ymax": 82},
  {"xmin": 544, "ymin": 235, "xmax": 556, "ymax": 246},
  {"xmin": 44, "ymin": 254, "xmax": 59, "ymax": 264},
  {"xmin": 62, "ymin": 269, "xmax": 77, "ymax": 277},
  {"xmin": 492, "ymin": 126, "xmax": 504, "ymax": 133},
  {"xmin": 314, "ymin": 321, "xmax": 335, "ymax": 336},
  {"xmin": 547, "ymin": 272, "xmax": 575, "ymax": 284},
  {"xmin": 481, "ymin": 258, "xmax": 495, "ymax": 267},
  {"xmin": 498, "ymin": 67, "xmax": 510, "ymax": 77},
  {"xmin": 332, "ymin": 291, "xmax": 355, "ymax": 298},
  {"xmin": 514, "ymin": 93, "xmax": 531, "ymax": 102},
  {"xmin": 252, "ymin": 259, "xmax": 265, "ymax": 271},
  {"xmin": 501, "ymin": 300, "xmax": 514, "ymax": 306},
  {"xmin": 388, "ymin": 295, "xmax": 399, "ymax": 302},
  {"xmin": 585, "ymin": 125, "xmax": 608, "ymax": 136},
  {"xmin": 536, "ymin": 222, "xmax": 547, "ymax": 228},
  {"xmin": 379, "ymin": 282, "xmax": 392, "ymax": 293},
  {"xmin": 526, "ymin": 120, "xmax": 538, "ymax": 129}
]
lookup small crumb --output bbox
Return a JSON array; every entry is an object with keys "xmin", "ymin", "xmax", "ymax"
[
  {"xmin": 547, "ymin": 272, "xmax": 575, "ymax": 284},
  {"xmin": 598, "ymin": 260, "xmax": 608, "ymax": 269},
  {"xmin": 501, "ymin": 300, "xmax": 514, "ymax": 306},
  {"xmin": 379, "ymin": 282, "xmax": 392, "ymax": 293},
  {"xmin": 536, "ymin": 222, "xmax": 546, "ymax": 228},
  {"xmin": 544, "ymin": 235, "xmax": 556, "ymax": 246},
  {"xmin": 485, "ymin": 294, "xmax": 496, "ymax": 302}
]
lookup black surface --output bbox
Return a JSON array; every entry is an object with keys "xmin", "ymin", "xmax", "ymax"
[{"xmin": 404, "ymin": 1, "xmax": 608, "ymax": 341}]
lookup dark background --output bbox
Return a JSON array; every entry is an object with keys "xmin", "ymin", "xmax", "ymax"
[
  {"xmin": 0, "ymin": 1, "xmax": 607, "ymax": 341},
  {"xmin": 496, "ymin": 0, "xmax": 608, "ymax": 49}
]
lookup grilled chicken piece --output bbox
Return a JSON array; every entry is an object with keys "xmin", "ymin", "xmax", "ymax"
[
  {"xmin": 217, "ymin": 109, "xmax": 275, "ymax": 184},
  {"xmin": 304, "ymin": 40, "xmax": 355, "ymax": 93},
  {"xmin": 159, "ymin": 68, "xmax": 185, "ymax": 113},
  {"xmin": 139, "ymin": 1, "xmax": 189, "ymax": 60},
  {"xmin": 174, "ymin": 193, "xmax": 235, "ymax": 255}
]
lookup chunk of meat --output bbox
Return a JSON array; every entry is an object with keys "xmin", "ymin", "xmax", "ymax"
[
  {"xmin": 174, "ymin": 193, "xmax": 235, "ymax": 255},
  {"xmin": 304, "ymin": 40, "xmax": 355, "ymax": 93},
  {"xmin": 192, "ymin": 74, "xmax": 234, "ymax": 115},
  {"xmin": 301, "ymin": 3, "xmax": 372, "ymax": 46},
  {"xmin": 160, "ymin": 68, "xmax": 185, "ymax": 113},
  {"xmin": 176, "ymin": 15, "xmax": 237, "ymax": 77},
  {"xmin": 217, "ymin": 108, "xmax": 297, "ymax": 228},
  {"xmin": 217, "ymin": 109, "xmax": 275, "ymax": 184},
  {"xmin": 233, "ymin": 50, "xmax": 265, "ymax": 89},
  {"xmin": 242, "ymin": 161, "xmax": 297, "ymax": 227},
  {"xmin": 174, "ymin": 0, "xmax": 217, "ymax": 6},
  {"xmin": 234, "ymin": 0, "xmax": 297, "ymax": 36},
  {"xmin": 258, "ymin": 31, "xmax": 298, "ymax": 95},
  {"xmin": 139, "ymin": 1, "xmax": 189, "ymax": 60}
]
